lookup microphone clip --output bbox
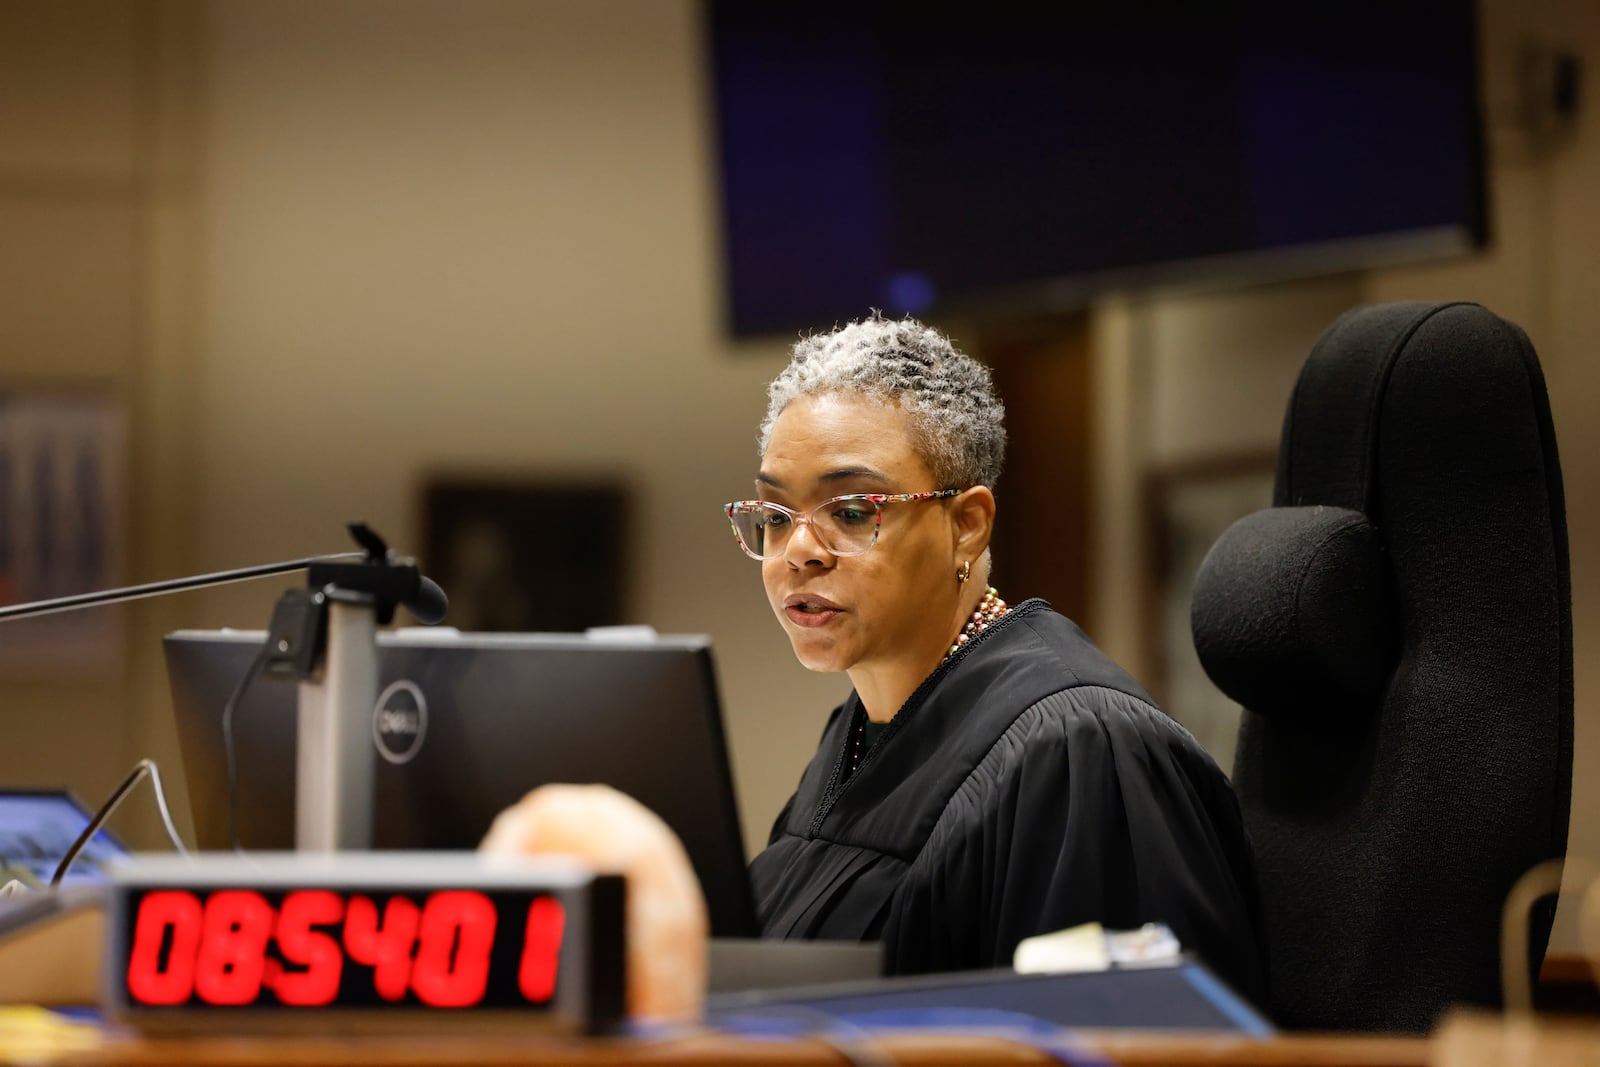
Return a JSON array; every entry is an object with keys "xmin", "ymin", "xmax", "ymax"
[
  {"xmin": 306, "ymin": 522, "xmax": 438, "ymax": 627},
  {"xmin": 261, "ymin": 523, "xmax": 444, "ymax": 682}
]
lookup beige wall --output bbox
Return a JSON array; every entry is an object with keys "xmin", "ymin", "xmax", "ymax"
[
  {"xmin": 0, "ymin": 1, "xmax": 201, "ymax": 824},
  {"xmin": 0, "ymin": 0, "xmax": 850, "ymax": 860},
  {"xmin": 1088, "ymin": 277, "xmax": 1365, "ymax": 682},
  {"xmin": 188, "ymin": 0, "xmax": 849, "ymax": 859}
]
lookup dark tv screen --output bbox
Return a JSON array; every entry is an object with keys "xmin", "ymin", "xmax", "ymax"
[{"xmin": 708, "ymin": 3, "xmax": 1483, "ymax": 335}]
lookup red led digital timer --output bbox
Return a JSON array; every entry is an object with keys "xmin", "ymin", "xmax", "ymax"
[
  {"xmin": 124, "ymin": 888, "xmax": 564, "ymax": 1009},
  {"xmin": 104, "ymin": 854, "xmax": 625, "ymax": 1034}
]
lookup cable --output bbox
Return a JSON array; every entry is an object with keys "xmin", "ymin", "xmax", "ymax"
[
  {"xmin": 146, "ymin": 761, "xmax": 188, "ymax": 856},
  {"xmin": 49, "ymin": 758, "xmax": 189, "ymax": 889},
  {"xmin": 222, "ymin": 641, "xmax": 274, "ymax": 854}
]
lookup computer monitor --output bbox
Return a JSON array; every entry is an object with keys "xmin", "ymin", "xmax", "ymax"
[{"xmin": 163, "ymin": 628, "xmax": 759, "ymax": 938}]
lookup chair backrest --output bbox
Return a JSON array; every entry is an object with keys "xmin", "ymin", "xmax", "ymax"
[{"xmin": 1190, "ymin": 301, "xmax": 1573, "ymax": 1032}]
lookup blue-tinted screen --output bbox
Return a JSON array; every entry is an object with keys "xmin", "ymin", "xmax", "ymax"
[{"xmin": 709, "ymin": 3, "xmax": 1482, "ymax": 335}]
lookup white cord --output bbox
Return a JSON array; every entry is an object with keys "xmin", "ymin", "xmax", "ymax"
[{"xmin": 143, "ymin": 759, "xmax": 190, "ymax": 857}]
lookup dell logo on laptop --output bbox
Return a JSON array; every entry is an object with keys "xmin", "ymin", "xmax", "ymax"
[{"xmin": 372, "ymin": 680, "xmax": 428, "ymax": 765}]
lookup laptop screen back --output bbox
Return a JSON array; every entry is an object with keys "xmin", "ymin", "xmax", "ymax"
[{"xmin": 163, "ymin": 629, "xmax": 758, "ymax": 937}]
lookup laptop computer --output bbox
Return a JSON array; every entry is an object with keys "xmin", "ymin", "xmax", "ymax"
[{"xmin": 162, "ymin": 628, "xmax": 760, "ymax": 938}]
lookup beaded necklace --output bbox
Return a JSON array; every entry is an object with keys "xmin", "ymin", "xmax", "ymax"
[{"xmin": 947, "ymin": 586, "xmax": 1008, "ymax": 658}]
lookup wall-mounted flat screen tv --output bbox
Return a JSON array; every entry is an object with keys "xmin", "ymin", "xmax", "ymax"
[{"xmin": 708, "ymin": 3, "xmax": 1484, "ymax": 335}]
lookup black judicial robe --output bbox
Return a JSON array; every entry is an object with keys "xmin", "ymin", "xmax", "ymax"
[{"xmin": 749, "ymin": 599, "xmax": 1267, "ymax": 1003}]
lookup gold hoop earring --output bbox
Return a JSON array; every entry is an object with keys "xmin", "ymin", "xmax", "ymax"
[{"xmin": 957, "ymin": 561, "xmax": 972, "ymax": 584}]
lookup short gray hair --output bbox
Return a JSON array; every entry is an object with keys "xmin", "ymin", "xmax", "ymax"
[{"xmin": 759, "ymin": 313, "xmax": 1006, "ymax": 489}]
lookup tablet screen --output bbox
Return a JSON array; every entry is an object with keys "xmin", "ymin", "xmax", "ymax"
[{"xmin": 0, "ymin": 790, "xmax": 130, "ymax": 889}]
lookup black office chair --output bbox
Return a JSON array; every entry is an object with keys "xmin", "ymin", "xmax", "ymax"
[{"xmin": 1189, "ymin": 301, "xmax": 1573, "ymax": 1032}]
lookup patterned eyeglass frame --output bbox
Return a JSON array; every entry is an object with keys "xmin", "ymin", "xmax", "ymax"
[{"xmin": 723, "ymin": 489, "xmax": 963, "ymax": 561}]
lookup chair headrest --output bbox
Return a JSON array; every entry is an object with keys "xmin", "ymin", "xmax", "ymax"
[{"xmin": 1191, "ymin": 505, "xmax": 1399, "ymax": 722}]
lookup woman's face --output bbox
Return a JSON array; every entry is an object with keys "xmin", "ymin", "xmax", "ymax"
[{"xmin": 757, "ymin": 393, "xmax": 964, "ymax": 676}]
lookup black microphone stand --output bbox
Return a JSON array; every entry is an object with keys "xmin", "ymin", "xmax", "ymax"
[
  {"xmin": 275, "ymin": 524, "xmax": 447, "ymax": 852},
  {"xmin": 0, "ymin": 555, "xmax": 363, "ymax": 621},
  {"xmin": 0, "ymin": 523, "xmax": 447, "ymax": 854}
]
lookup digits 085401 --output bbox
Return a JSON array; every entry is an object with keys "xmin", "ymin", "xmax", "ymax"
[{"xmin": 123, "ymin": 887, "xmax": 566, "ymax": 1010}]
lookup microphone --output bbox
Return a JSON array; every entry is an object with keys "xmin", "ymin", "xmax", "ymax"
[{"xmin": 411, "ymin": 576, "xmax": 449, "ymax": 626}]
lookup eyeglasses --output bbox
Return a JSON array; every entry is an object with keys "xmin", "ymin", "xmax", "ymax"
[{"xmin": 723, "ymin": 489, "xmax": 962, "ymax": 561}]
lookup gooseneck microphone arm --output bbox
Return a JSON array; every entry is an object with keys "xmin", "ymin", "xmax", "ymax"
[
  {"xmin": 0, "ymin": 553, "xmax": 365, "ymax": 621},
  {"xmin": 0, "ymin": 522, "xmax": 449, "ymax": 856}
]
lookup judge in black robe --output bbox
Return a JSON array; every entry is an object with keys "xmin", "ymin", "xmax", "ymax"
[
  {"xmin": 725, "ymin": 312, "xmax": 1266, "ymax": 1006},
  {"xmin": 749, "ymin": 598, "xmax": 1266, "ymax": 1002}
]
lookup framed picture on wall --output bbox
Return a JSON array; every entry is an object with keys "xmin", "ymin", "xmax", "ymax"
[
  {"xmin": 418, "ymin": 479, "xmax": 628, "ymax": 634},
  {"xmin": 0, "ymin": 392, "xmax": 128, "ymax": 674},
  {"xmin": 1142, "ymin": 452, "xmax": 1276, "ymax": 773}
]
